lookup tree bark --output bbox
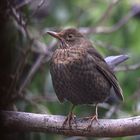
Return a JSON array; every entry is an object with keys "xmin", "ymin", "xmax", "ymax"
[{"xmin": 0, "ymin": 0, "xmax": 19, "ymax": 110}]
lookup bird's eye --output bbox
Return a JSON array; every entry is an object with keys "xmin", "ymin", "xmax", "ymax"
[{"xmin": 67, "ymin": 34, "xmax": 74, "ymax": 40}]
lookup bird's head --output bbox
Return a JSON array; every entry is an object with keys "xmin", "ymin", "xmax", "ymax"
[{"xmin": 47, "ymin": 28, "xmax": 90, "ymax": 49}]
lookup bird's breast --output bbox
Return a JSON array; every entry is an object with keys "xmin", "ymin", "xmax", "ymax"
[{"xmin": 52, "ymin": 48, "xmax": 86, "ymax": 65}]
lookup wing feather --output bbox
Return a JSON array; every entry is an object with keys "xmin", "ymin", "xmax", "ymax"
[{"xmin": 87, "ymin": 48, "xmax": 124, "ymax": 101}]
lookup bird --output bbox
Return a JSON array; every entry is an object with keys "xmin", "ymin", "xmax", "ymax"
[{"xmin": 47, "ymin": 28, "xmax": 123, "ymax": 127}]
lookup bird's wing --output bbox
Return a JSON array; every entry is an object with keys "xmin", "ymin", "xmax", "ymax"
[{"xmin": 87, "ymin": 47, "xmax": 124, "ymax": 101}]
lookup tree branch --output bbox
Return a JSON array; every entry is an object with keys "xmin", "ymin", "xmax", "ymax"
[
  {"xmin": 79, "ymin": 7, "xmax": 140, "ymax": 34},
  {"xmin": 95, "ymin": 0, "xmax": 119, "ymax": 26},
  {"xmin": 1, "ymin": 111, "xmax": 140, "ymax": 137},
  {"xmin": 115, "ymin": 63, "xmax": 140, "ymax": 72}
]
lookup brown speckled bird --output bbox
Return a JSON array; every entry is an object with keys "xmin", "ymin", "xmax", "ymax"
[{"xmin": 47, "ymin": 28, "xmax": 123, "ymax": 126}]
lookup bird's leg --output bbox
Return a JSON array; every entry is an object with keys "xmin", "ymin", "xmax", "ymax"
[
  {"xmin": 62, "ymin": 104, "xmax": 76, "ymax": 128},
  {"xmin": 87, "ymin": 104, "xmax": 99, "ymax": 129},
  {"xmin": 91, "ymin": 104, "xmax": 98, "ymax": 122},
  {"xmin": 83, "ymin": 104, "xmax": 98, "ymax": 119}
]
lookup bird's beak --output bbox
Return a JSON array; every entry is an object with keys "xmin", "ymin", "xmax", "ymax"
[
  {"xmin": 47, "ymin": 31, "xmax": 62, "ymax": 41},
  {"xmin": 47, "ymin": 30, "xmax": 68, "ymax": 48}
]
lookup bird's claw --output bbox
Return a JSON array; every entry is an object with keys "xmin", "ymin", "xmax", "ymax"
[
  {"xmin": 83, "ymin": 115, "xmax": 99, "ymax": 130},
  {"xmin": 62, "ymin": 113, "xmax": 76, "ymax": 128}
]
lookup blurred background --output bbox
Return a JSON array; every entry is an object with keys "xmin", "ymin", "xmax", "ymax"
[{"xmin": 2, "ymin": 0, "xmax": 140, "ymax": 140}]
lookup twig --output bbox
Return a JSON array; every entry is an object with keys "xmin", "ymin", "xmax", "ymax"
[
  {"xmin": 31, "ymin": 0, "xmax": 46, "ymax": 16},
  {"xmin": 18, "ymin": 40, "xmax": 56, "ymax": 95},
  {"xmin": 8, "ymin": 5, "xmax": 35, "ymax": 101},
  {"xmin": 9, "ymin": 5, "xmax": 55, "ymax": 96},
  {"xmin": 115, "ymin": 63, "xmax": 140, "ymax": 72},
  {"xmin": 95, "ymin": 0, "xmax": 119, "ymax": 26},
  {"xmin": 105, "ymin": 105, "xmax": 119, "ymax": 119},
  {"xmin": 20, "ymin": 93, "xmax": 50, "ymax": 114},
  {"xmin": 25, "ymin": 94, "xmax": 58, "ymax": 103},
  {"xmin": 18, "ymin": 54, "xmax": 45, "ymax": 95},
  {"xmin": 15, "ymin": 0, "xmax": 32, "ymax": 10},
  {"xmin": 79, "ymin": 8, "xmax": 140, "ymax": 34},
  {"xmin": 25, "ymin": 0, "xmax": 47, "ymax": 26},
  {"xmin": 94, "ymin": 40, "xmax": 124, "ymax": 54},
  {"xmin": 1, "ymin": 111, "xmax": 140, "ymax": 137},
  {"xmin": 10, "ymin": 5, "xmax": 31, "ymax": 38}
]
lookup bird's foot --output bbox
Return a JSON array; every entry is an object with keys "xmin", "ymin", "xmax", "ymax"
[
  {"xmin": 62, "ymin": 112, "xmax": 76, "ymax": 128},
  {"xmin": 83, "ymin": 115, "xmax": 99, "ymax": 130},
  {"xmin": 83, "ymin": 115, "xmax": 98, "ymax": 121}
]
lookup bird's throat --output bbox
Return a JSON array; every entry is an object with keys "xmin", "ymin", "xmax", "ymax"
[{"xmin": 60, "ymin": 40, "xmax": 69, "ymax": 49}]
